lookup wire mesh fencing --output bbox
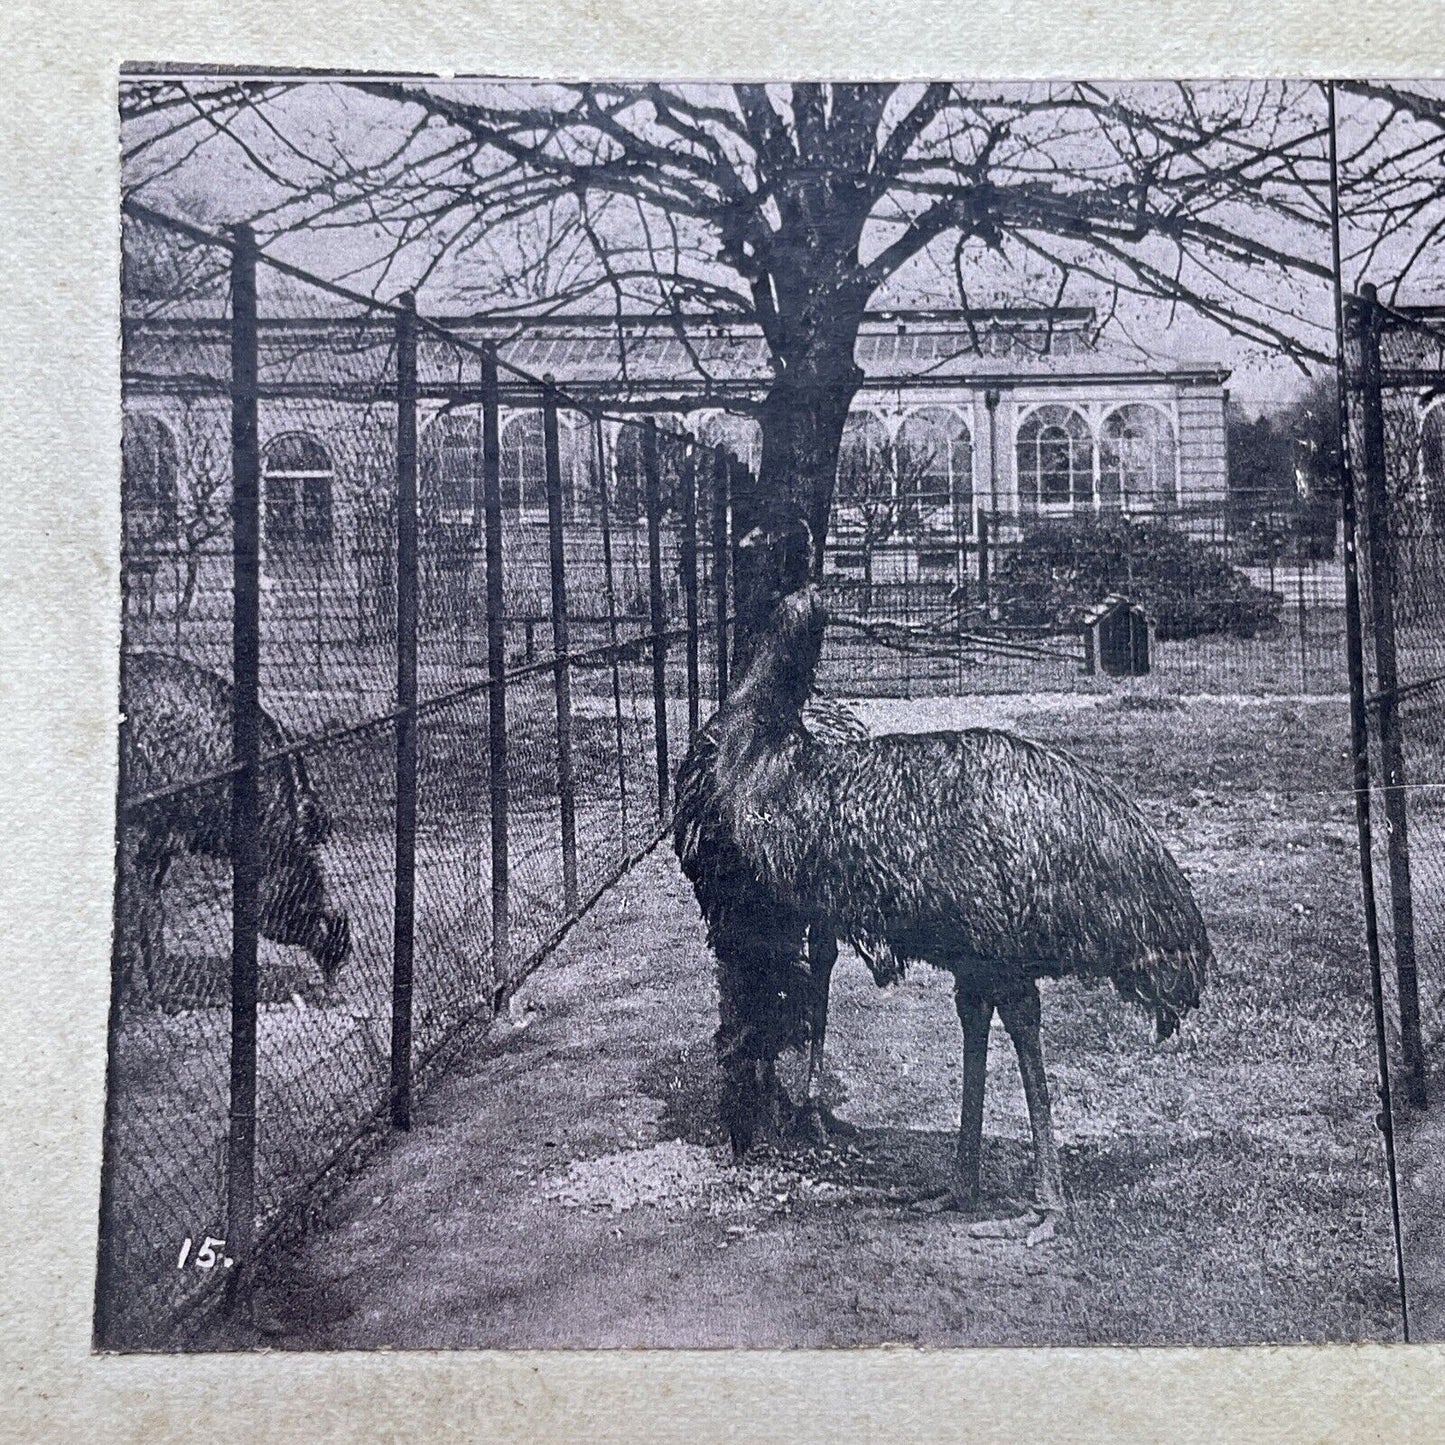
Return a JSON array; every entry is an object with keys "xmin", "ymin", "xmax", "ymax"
[
  {"xmin": 1345, "ymin": 288, "xmax": 1445, "ymax": 1105},
  {"xmin": 104, "ymin": 200, "xmax": 1341, "ymax": 1350},
  {"xmin": 816, "ymin": 500, "xmax": 1348, "ymax": 700},
  {"xmin": 99, "ymin": 203, "xmax": 729, "ymax": 1349}
]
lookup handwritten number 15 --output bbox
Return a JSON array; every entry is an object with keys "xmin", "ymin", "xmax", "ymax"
[{"xmin": 177, "ymin": 1236, "xmax": 229, "ymax": 1270}]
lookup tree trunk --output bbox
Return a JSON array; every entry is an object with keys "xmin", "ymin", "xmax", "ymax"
[
  {"xmin": 179, "ymin": 547, "xmax": 201, "ymax": 620},
  {"xmin": 730, "ymin": 334, "xmax": 865, "ymax": 671}
]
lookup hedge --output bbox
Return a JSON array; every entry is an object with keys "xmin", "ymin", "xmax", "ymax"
[{"xmin": 992, "ymin": 515, "xmax": 1284, "ymax": 642}]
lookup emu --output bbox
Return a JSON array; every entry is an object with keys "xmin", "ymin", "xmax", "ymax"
[
  {"xmin": 118, "ymin": 651, "xmax": 351, "ymax": 1003},
  {"xmin": 696, "ymin": 585, "xmax": 1211, "ymax": 1234}
]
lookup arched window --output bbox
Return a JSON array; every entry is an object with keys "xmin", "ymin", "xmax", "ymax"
[
  {"xmin": 1100, "ymin": 404, "xmax": 1177, "ymax": 510},
  {"xmin": 1422, "ymin": 403, "xmax": 1445, "ymax": 522},
  {"xmin": 422, "ymin": 410, "xmax": 482, "ymax": 517},
  {"xmin": 612, "ymin": 422, "xmax": 646, "ymax": 521},
  {"xmin": 608, "ymin": 414, "xmax": 689, "ymax": 519},
  {"xmin": 836, "ymin": 412, "xmax": 889, "ymax": 506},
  {"xmin": 1016, "ymin": 406, "xmax": 1094, "ymax": 511},
  {"xmin": 896, "ymin": 408, "xmax": 973, "ymax": 532},
  {"xmin": 263, "ymin": 433, "xmax": 333, "ymax": 549},
  {"xmin": 695, "ymin": 413, "xmax": 761, "ymax": 522},
  {"xmin": 500, "ymin": 412, "xmax": 546, "ymax": 514},
  {"xmin": 652, "ymin": 413, "xmax": 690, "ymax": 515},
  {"xmin": 698, "ymin": 412, "xmax": 762, "ymax": 472},
  {"xmin": 564, "ymin": 415, "xmax": 599, "ymax": 514},
  {"xmin": 122, "ymin": 414, "xmax": 179, "ymax": 530},
  {"xmin": 570, "ymin": 415, "xmax": 610, "ymax": 516}
]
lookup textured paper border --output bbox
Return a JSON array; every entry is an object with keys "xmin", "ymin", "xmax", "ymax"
[{"xmin": 6, "ymin": 1, "xmax": 1445, "ymax": 1438}]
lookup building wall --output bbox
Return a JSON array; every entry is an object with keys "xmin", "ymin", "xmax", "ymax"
[
  {"xmin": 1176, "ymin": 381, "xmax": 1230, "ymax": 507},
  {"xmin": 122, "ymin": 348, "xmax": 1232, "ymax": 638}
]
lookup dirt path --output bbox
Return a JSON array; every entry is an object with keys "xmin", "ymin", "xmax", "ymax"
[
  {"xmin": 251, "ymin": 849, "xmax": 1073, "ymax": 1348},
  {"xmin": 250, "ymin": 791, "xmax": 1397, "ymax": 1347}
]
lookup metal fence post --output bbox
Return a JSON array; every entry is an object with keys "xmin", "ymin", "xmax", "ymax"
[
  {"xmin": 1357, "ymin": 284, "xmax": 1427, "ymax": 1107},
  {"xmin": 390, "ymin": 293, "xmax": 419, "ymax": 1130},
  {"xmin": 225, "ymin": 224, "xmax": 261, "ymax": 1316},
  {"xmin": 1326, "ymin": 80, "xmax": 1409, "ymax": 1336},
  {"xmin": 481, "ymin": 342, "xmax": 510, "ymax": 1002},
  {"xmin": 643, "ymin": 420, "xmax": 670, "ymax": 816},
  {"xmin": 543, "ymin": 382, "xmax": 579, "ymax": 913},
  {"xmin": 712, "ymin": 444, "xmax": 730, "ymax": 705},
  {"xmin": 976, "ymin": 507, "xmax": 992, "ymax": 611},
  {"xmin": 680, "ymin": 438, "xmax": 700, "ymax": 739},
  {"xmin": 594, "ymin": 419, "xmax": 630, "ymax": 857}
]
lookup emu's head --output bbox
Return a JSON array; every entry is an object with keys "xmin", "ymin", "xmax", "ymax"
[
  {"xmin": 769, "ymin": 582, "xmax": 827, "ymax": 645},
  {"xmin": 259, "ymin": 827, "xmax": 353, "ymax": 985},
  {"xmin": 312, "ymin": 910, "xmax": 353, "ymax": 985}
]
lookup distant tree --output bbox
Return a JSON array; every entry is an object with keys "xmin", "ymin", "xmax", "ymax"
[
  {"xmin": 172, "ymin": 404, "xmax": 231, "ymax": 619},
  {"xmin": 1227, "ymin": 377, "xmax": 1342, "ymax": 561},
  {"xmin": 1285, "ymin": 376, "xmax": 1343, "ymax": 559},
  {"xmin": 835, "ymin": 433, "xmax": 937, "ymax": 607},
  {"xmin": 1227, "ymin": 401, "xmax": 1295, "ymax": 510}
]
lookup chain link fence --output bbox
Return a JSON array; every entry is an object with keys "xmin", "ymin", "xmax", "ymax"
[
  {"xmin": 817, "ymin": 498, "xmax": 1347, "ymax": 699},
  {"xmin": 99, "ymin": 203, "xmax": 730, "ymax": 1348},
  {"xmin": 1344, "ymin": 288, "xmax": 1445, "ymax": 1107},
  {"xmin": 103, "ymin": 199, "xmax": 1366, "ymax": 1350}
]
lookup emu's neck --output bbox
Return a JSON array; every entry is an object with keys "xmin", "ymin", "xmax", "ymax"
[
  {"xmin": 712, "ymin": 611, "xmax": 818, "ymax": 819},
  {"xmin": 729, "ymin": 620, "xmax": 820, "ymax": 726}
]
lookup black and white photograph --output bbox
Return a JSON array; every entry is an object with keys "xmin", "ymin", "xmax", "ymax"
[{"xmin": 94, "ymin": 72, "xmax": 1445, "ymax": 1353}]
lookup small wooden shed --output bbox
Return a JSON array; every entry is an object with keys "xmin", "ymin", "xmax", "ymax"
[{"xmin": 1080, "ymin": 595, "xmax": 1152, "ymax": 677}]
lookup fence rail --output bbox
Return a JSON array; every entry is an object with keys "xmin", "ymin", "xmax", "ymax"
[{"xmin": 98, "ymin": 203, "xmax": 739, "ymax": 1347}]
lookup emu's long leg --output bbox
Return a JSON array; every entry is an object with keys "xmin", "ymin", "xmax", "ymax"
[
  {"xmin": 803, "ymin": 925, "xmax": 836, "ymax": 1110},
  {"xmin": 997, "ymin": 983, "xmax": 1066, "ymax": 1219},
  {"xmin": 797, "ymin": 923, "xmax": 858, "ymax": 1141},
  {"xmin": 759, "ymin": 1055, "xmax": 790, "ymax": 1139},
  {"xmin": 952, "ymin": 982, "xmax": 994, "ymax": 1211}
]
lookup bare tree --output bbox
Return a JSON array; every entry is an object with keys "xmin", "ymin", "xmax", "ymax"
[
  {"xmin": 171, "ymin": 403, "xmax": 230, "ymax": 619},
  {"xmin": 122, "ymin": 80, "xmax": 1340, "ymax": 650},
  {"xmin": 836, "ymin": 433, "xmax": 939, "ymax": 608},
  {"xmin": 1333, "ymin": 81, "xmax": 1445, "ymax": 296}
]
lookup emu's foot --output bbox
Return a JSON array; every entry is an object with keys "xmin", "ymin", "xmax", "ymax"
[
  {"xmin": 752, "ymin": 1080, "xmax": 798, "ymax": 1146},
  {"xmin": 792, "ymin": 1100, "xmax": 859, "ymax": 1145},
  {"xmin": 965, "ymin": 1205, "xmax": 1063, "ymax": 1248},
  {"xmin": 905, "ymin": 1189, "xmax": 953, "ymax": 1215}
]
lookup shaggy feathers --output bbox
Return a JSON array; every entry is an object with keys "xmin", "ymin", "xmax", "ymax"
[
  {"xmin": 712, "ymin": 588, "xmax": 1210, "ymax": 1041},
  {"xmin": 122, "ymin": 651, "xmax": 333, "ymax": 859},
  {"xmin": 119, "ymin": 651, "xmax": 351, "ymax": 994}
]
